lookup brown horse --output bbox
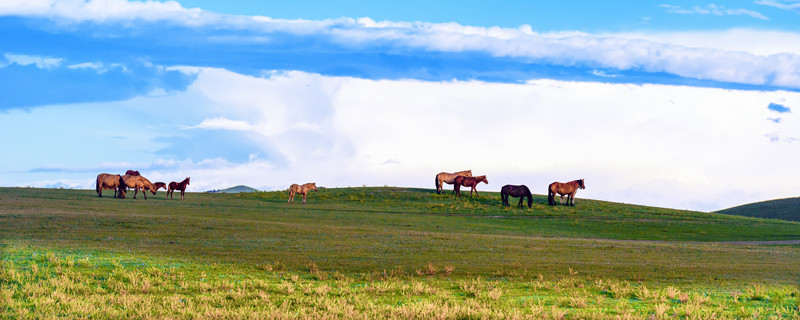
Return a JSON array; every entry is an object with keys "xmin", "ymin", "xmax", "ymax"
[
  {"xmin": 125, "ymin": 170, "xmax": 141, "ymax": 176},
  {"xmin": 548, "ymin": 179, "xmax": 585, "ymax": 206},
  {"xmin": 96, "ymin": 173, "xmax": 125, "ymax": 198},
  {"xmin": 153, "ymin": 182, "xmax": 168, "ymax": 191},
  {"xmin": 434, "ymin": 170, "xmax": 472, "ymax": 194},
  {"xmin": 167, "ymin": 177, "xmax": 190, "ymax": 200},
  {"xmin": 453, "ymin": 175, "xmax": 488, "ymax": 197},
  {"xmin": 288, "ymin": 182, "xmax": 318, "ymax": 204},
  {"xmin": 119, "ymin": 174, "xmax": 157, "ymax": 200}
]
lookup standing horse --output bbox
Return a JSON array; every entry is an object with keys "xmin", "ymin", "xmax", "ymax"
[
  {"xmin": 153, "ymin": 182, "xmax": 168, "ymax": 191},
  {"xmin": 96, "ymin": 173, "xmax": 125, "ymax": 198},
  {"xmin": 167, "ymin": 177, "xmax": 190, "ymax": 200},
  {"xmin": 288, "ymin": 182, "xmax": 318, "ymax": 204},
  {"xmin": 434, "ymin": 170, "xmax": 472, "ymax": 194},
  {"xmin": 547, "ymin": 179, "xmax": 585, "ymax": 206},
  {"xmin": 453, "ymin": 175, "xmax": 488, "ymax": 197},
  {"xmin": 501, "ymin": 184, "xmax": 532, "ymax": 208},
  {"xmin": 119, "ymin": 174, "xmax": 157, "ymax": 200}
]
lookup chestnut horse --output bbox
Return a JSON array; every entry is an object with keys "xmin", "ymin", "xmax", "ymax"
[
  {"xmin": 96, "ymin": 173, "xmax": 125, "ymax": 198},
  {"xmin": 547, "ymin": 179, "xmax": 585, "ymax": 206},
  {"xmin": 119, "ymin": 174, "xmax": 157, "ymax": 200},
  {"xmin": 167, "ymin": 177, "xmax": 190, "ymax": 200},
  {"xmin": 288, "ymin": 182, "xmax": 318, "ymax": 204},
  {"xmin": 153, "ymin": 182, "xmax": 168, "ymax": 191},
  {"xmin": 501, "ymin": 184, "xmax": 532, "ymax": 208},
  {"xmin": 434, "ymin": 170, "xmax": 472, "ymax": 194},
  {"xmin": 125, "ymin": 170, "xmax": 140, "ymax": 176},
  {"xmin": 453, "ymin": 175, "xmax": 487, "ymax": 197}
]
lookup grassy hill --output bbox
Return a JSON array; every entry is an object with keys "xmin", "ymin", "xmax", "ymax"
[
  {"xmin": 1, "ymin": 187, "xmax": 799, "ymax": 318},
  {"xmin": 717, "ymin": 197, "xmax": 800, "ymax": 222},
  {"xmin": 206, "ymin": 185, "xmax": 260, "ymax": 193}
]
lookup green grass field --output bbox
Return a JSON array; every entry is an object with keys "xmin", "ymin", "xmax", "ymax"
[
  {"xmin": 2, "ymin": 187, "xmax": 799, "ymax": 319},
  {"xmin": 717, "ymin": 197, "xmax": 800, "ymax": 222}
]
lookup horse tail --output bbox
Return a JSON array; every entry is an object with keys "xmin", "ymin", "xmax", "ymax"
[
  {"xmin": 547, "ymin": 184, "xmax": 555, "ymax": 206},
  {"xmin": 95, "ymin": 176, "xmax": 101, "ymax": 196},
  {"xmin": 434, "ymin": 174, "xmax": 440, "ymax": 194}
]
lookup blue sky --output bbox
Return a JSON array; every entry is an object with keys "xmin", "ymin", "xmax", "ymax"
[{"xmin": 1, "ymin": 0, "xmax": 800, "ymax": 211}]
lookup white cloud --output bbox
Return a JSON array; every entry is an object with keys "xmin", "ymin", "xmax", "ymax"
[
  {"xmin": 3, "ymin": 1, "xmax": 800, "ymax": 89},
  {"xmin": 0, "ymin": 0, "xmax": 211, "ymax": 24},
  {"xmin": 123, "ymin": 68, "xmax": 800, "ymax": 211},
  {"xmin": 4, "ymin": 53, "xmax": 63, "ymax": 69},
  {"xmin": 756, "ymin": 0, "xmax": 800, "ymax": 13},
  {"xmin": 181, "ymin": 117, "xmax": 256, "ymax": 132},
  {"xmin": 660, "ymin": 4, "xmax": 769, "ymax": 20},
  {"xmin": 5, "ymin": 68, "xmax": 800, "ymax": 210}
]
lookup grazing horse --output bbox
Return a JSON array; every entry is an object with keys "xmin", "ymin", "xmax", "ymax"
[
  {"xmin": 96, "ymin": 173, "xmax": 125, "ymax": 198},
  {"xmin": 119, "ymin": 174, "xmax": 157, "ymax": 200},
  {"xmin": 453, "ymin": 175, "xmax": 488, "ymax": 197},
  {"xmin": 288, "ymin": 182, "xmax": 318, "ymax": 204},
  {"xmin": 501, "ymin": 184, "xmax": 532, "ymax": 208},
  {"xmin": 434, "ymin": 170, "xmax": 472, "ymax": 194},
  {"xmin": 125, "ymin": 170, "xmax": 141, "ymax": 176},
  {"xmin": 548, "ymin": 179, "xmax": 585, "ymax": 206},
  {"xmin": 167, "ymin": 177, "xmax": 190, "ymax": 200},
  {"xmin": 153, "ymin": 182, "xmax": 168, "ymax": 191}
]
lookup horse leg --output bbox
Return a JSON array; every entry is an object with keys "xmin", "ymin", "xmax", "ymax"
[
  {"xmin": 517, "ymin": 196, "xmax": 523, "ymax": 208},
  {"xmin": 288, "ymin": 190, "xmax": 294, "ymax": 204},
  {"xmin": 569, "ymin": 193, "xmax": 575, "ymax": 206},
  {"xmin": 180, "ymin": 190, "xmax": 185, "ymax": 200},
  {"xmin": 302, "ymin": 192, "xmax": 307, "ymax": 204}
]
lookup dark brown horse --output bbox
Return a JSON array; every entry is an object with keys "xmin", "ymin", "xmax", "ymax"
[
  {"xmin": 548, "ymin": 179, "xmax": 585, "ymax": 206},
  {"xmin": 434, "ymin": 170, "xmax": 472, "ymax": 194},
  {"xmin": 153, "ymin": 182, "xmax": 168, "ymax": 191},
  {"xmin": 167, "ymin": 177, "xmax": 190, "ymax": 200},
  {"xmin": 453, "ymin": 175, "xmax": 488, "ymax": 197},
  {"xmin": 96, "ymin": 173, "xmax": 125, "ymax": 198},
  {"xmin": 125, "ymin": 170, "xmax": 141, "ymax": 176},
  {"xmin": 288, "ymin": 182, "xmax": 318, "ymax": 204},
  {"xmin": 119, "ymin": 174, "xmax": 157, "ymax": 199},
  {"xmin": 501, "ymin": 184, "xmax": 532, "ymax": 208}
]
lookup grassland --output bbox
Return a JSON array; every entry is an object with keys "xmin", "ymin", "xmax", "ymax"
[
  {"xmin": 717, "ymin": 197, "xmax": 800, "ymax": 222},
  {"xmin": 2, "ymin": 187, "xmax": 799, "ymax": 319}
]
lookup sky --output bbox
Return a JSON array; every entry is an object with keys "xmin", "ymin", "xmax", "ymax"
[{"xmin": 1, "ymin": 0, "xmax": 800, "ymax": 211}]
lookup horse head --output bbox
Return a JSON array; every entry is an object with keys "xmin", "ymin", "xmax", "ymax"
[
  {"xmin": 311, "ymin": 183, "xmax": 318, "ymax": 191},
  {"xmin": 578, "ymin": 179, "xmax": 585, "ymax": 189},
  {"xmin": 479, "ymin": 175, "xmax": 488, "ymax": 184}
]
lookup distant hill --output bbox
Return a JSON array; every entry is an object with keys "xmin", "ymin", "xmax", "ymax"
[
  {"xmin": 716, "ymin": 197, "xmax": 800, "ymax": 222},
  {"xmin": 206, "ymin": 185, "xmax": 260, "ymax": 193}
]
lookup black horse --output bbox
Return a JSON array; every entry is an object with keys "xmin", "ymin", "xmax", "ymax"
[{"xmin": 501, "ymin": 184, "xmax": 532, "ymax": 208}]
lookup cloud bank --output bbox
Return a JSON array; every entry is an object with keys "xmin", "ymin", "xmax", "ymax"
[{"xmin": 6, "ymin": 68, "xmax": 798, "ymax": 211}]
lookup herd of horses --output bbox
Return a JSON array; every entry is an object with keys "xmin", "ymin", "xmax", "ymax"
[
  {"xmin": 436, "ymin": 170, "xmax": 586, "ymax": 208},
  {"xmin": 95, "ymin": 169, "xmax": 584, "ymax": 208},
  {"xmin": 95, "ymin": 170, "xmax": 190, "ymax": 200}
]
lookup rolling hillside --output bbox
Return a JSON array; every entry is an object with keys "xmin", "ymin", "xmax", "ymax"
[
  {"xmin": 206, "ymin": 185, "xmax": 260, "ymax": 193},
  {"xmin": 716, "ymin": 197, "xmax": 800, "ymax": 222}
]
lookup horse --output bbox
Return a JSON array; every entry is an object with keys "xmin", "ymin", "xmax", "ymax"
[
  {"xmin": 434, "ymin": 170, "xmax": 472, "ymax": 194},
  {"xmin": 119, "ymin": 174, "xmax": 157, "ymax": 200},
  {"xmin": 153, "ymin": 182, "xmax": 168, "ymax": 191},
  {"xmin": 501, "ymin": 184, "xmax": 532, "ymax": 208},
  {"xmin": 547, "ymin": 179, "xmax": 585, "ymax": 206},
  {"xmin": 453, "ymin": 175, "xmax": 488, "ymax": 197},
  {"xmin": 125, "ymin": 170, "xmax": 140, "ymax": 176},
  {"xmin": 167, "ymin": 177, "xmax": 190, "ymax": 200},
  {"xmin": 96, "ymin": 173, "xmax": 125, "ymax": 198},
  {"xmin": 288, "ymin": 182, "xmax": 318, "ymax": 204}
]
